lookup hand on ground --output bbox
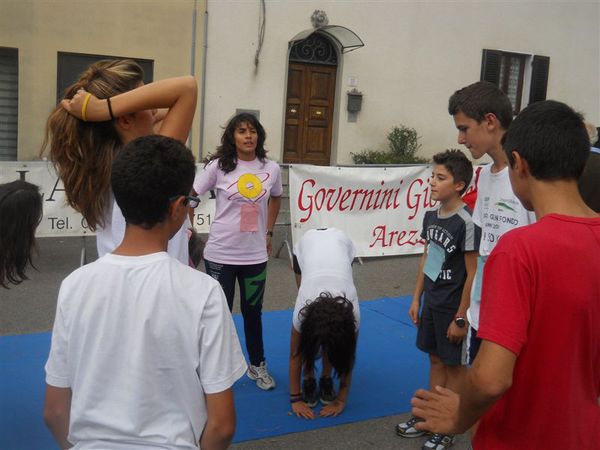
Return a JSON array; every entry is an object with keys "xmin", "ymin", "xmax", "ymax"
[
  {"xmin": 319, "ymin": 399, "xmax": 345, "ymax": 417},
  {"xmin": 411, "ymin": 386, "xmax": 459, "ymax": 434},
  {"xmin": 291, "ymin": 401, "xmax": 315, "ymax": 419}
]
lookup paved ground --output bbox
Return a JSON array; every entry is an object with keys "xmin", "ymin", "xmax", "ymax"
[{"xmin": 1, "ymin": 233, "xmax": 471, "ymax": 450}]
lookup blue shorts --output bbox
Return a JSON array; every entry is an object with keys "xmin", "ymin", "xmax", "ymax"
[{"xmin": 416, "ymin": 302, "xmax": 463, "ymax": 366}]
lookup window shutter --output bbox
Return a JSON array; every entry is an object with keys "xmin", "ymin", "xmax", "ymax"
[
  {"xmin": 480, "ymin": 49, "xmax": 502, "ymax": 85},
  {"xmin": 0, "ymin": 48, "xmax": 18, "ymax": 161},
  {"xmin": 529, "ymin": 55, "xmax": 550, "ymax": 104}
]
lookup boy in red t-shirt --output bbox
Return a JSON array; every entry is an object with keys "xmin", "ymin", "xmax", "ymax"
[{"xmin": 410, "ymin": 100, "xmax": 600, "ymax": 449}]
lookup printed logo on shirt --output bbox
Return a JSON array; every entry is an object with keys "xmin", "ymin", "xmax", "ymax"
[
  {"xmin": 495, "ymin": 201, "xmax": 516, "ymax": 212},
  {"xmin": 426, "ymin": 226, "xmax": 457, "ymax": 253},
  {"xmin": 227, "ymin": 172, "xmax": 272, "ymax": 202}
]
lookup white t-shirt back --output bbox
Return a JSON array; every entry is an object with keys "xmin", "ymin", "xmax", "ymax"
[
  {"xmin": 292, "ymin": 228, "xmax": 360, "ymax": 332},
  {"xmin": 45, "ymin": 252, "xmax": 246, "ymax": 449},
  {"xmin": 468, "ymin": 164, "xmax": 536, "ymax": 330}
]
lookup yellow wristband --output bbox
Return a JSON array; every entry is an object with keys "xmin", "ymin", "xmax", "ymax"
[{"xmin": 81, "ymin": 93, "xmax": 92, "ymax": 122}]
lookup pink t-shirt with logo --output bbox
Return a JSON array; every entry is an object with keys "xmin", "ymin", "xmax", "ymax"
[{"xmin": 193, "ymin": 158, "xmax": 282, "ymax": 265}]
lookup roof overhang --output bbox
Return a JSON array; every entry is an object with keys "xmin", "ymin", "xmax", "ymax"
[{"xmin": 289, "ymin": 25, "xmax": 364, "ymax": 54}]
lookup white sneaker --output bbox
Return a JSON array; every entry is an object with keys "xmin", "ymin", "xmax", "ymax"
[{"xmin": 247, "ymin": 361, "xmax": 276, "ymax": 390}]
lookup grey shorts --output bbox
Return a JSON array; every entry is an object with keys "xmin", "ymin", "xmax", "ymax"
[{"xmin": 416, "ymin": 302, "xmax": 464, "ymax": 366}]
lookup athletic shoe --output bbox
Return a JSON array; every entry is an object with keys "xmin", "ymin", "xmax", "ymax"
[
  {"xmin": 422, "ymin": 433, "xmax": 455, "ymax": 450},
  {"xmin": 319, "ymin": 376, "xmax": 336, "ymax": 405},
  {"xmin": 247, "ymin": 361, "xmax": 276, "ymax": 390},
  {"xmin": 302, "ymin": 378, "xmax": 318, "ymax": 407},
  {"xmin": 396, "ymin": 416, "xmax": 427, "ymax": 438}
]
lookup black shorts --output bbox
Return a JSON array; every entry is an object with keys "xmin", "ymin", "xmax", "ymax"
[
  {"xmin": 416, "ymin": 302, "xmax": 463, "ymax": 366},
  {"xmin": 467, "ymin": 326, "xmax": 482, "ymax": 365}
]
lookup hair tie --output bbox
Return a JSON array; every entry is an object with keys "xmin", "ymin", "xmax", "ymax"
[
  {"xmin": 106, "ymin": 97, "xmax": 115, "ymax": 120},
  {"xmin": 81, "ymin": 93, "xmax": 92, "ymax": 122}
]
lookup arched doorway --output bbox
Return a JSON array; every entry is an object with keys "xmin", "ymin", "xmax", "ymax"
[{"xmin": 283, "ymin": 33, "xmax": 338, "ymax": 166}]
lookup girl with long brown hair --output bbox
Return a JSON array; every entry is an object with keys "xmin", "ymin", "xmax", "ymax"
[{"xmin": 43, "ymin": 59, "xmax": 197, "ymax": 260}]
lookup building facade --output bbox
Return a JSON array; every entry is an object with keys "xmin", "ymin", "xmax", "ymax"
[
  {"xmin": 201, "ymin": 0, "xmax": 599, "ymax": 164},
  {"xmin": 0, "ymin": 0, "xmax": 206, "ymax": 161},
  {"xmin": 1, "ymin": 1, "xmax": 598, "ymax": 164}
]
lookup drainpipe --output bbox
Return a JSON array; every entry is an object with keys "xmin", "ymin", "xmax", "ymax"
[
  {"xmin": 189, "ymin": 0, "xmax": 198, "ymax": 151},
  {"xmin": 198, "ymin": 2, "xmax": 209, "ymax": 161}
]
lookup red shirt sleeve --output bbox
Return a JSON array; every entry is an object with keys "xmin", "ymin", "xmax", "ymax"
[{"xmin": 477, "ymin": 244, "xmax": 532, "ymax": 356}]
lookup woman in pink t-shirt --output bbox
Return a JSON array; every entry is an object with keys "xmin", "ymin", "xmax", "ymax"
[{"xmin": 193, "ymin": 113, "xmax": 282, "ymax": 391}]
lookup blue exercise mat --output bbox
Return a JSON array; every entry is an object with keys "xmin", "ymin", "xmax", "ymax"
[{"xmin": 0, "ymin": 296, "xmax": 428, "ymax": 449}]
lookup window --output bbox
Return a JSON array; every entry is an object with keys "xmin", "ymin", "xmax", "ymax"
[
  {"xmin": 0, "ymin": 47, "xmax": 18, "ymax": 161},
  {"xmin": 481, "ymin": 49, "xmax": 550, "ymax": 114},
  {"xmin": 56, "ymin": 52, "xmax": 154, "ymax": 103}
]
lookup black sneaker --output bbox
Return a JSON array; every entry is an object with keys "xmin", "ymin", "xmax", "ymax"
[
  {"xmin": 396, "ymin": 416, "xmax": 427, "ymax": 438},
  {"xmin": 319, "ymin": 376, "xmax": 336, "ymax": 405},
  {"xmin": 422, "ymin": 433, "xmax": 455, "ymax": 450},
  {"xmin": 302, "ymin": 378, "xmax": 318, "ymax": 407}
]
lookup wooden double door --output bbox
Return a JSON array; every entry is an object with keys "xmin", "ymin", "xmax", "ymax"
[{"xmin": 283, "ymin": 63, "xmax": 336, "ymax": 166}]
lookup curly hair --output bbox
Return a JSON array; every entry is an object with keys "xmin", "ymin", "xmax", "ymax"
[
  {"xmin": 41, "ymin": 59, "xmax": 144, "ymax": 230},
  {"xmin": 0, "ymin": 181, "xmax": 43, "ymax": 288},
  {"xmin": 205, "ymin": 112, "xmax": 267, "ymax": 173},
  {"xmin": 298, "ymin": 293, "xmax": 357, "ymax": 378},
  {"xmin": 111, "ymin": 135, "xmax": 196, "ymax": 229}
]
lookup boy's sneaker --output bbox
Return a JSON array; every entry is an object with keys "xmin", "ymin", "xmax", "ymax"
[
  {"xmin": 302, "ymin": 378, "xmax": 318, "ymax": 407},
  {"xmin": 422, "ymin": 433, "xmax": 455, "ymax": 450},
  {"xmin": 319, "ymin": 376, "xmax": 336, "ymax": 405},
  {"xmin": 247, "ymin": 361, "xmax": 276, "ymax": 390},
  {"xmin": 396, "ymin": 416, "xmax": 427, "ymax": 438}
]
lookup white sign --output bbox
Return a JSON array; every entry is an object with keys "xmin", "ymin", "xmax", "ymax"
[
  {"xmin": 289, "ymin": 164, "xmax": 438, "ymax": 257},
  {"xmin": 0, "ymin": 162, "xmax": 216, "ymax": 237}
]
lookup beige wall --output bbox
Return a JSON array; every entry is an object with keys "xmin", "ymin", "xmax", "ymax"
[
  {"xmin": 0, "ymin": 0, "xmax": 206, "ymax": 160},
  {"xmin": 203, "ymin": 0, "xmax": 600, "ymax": 164}
]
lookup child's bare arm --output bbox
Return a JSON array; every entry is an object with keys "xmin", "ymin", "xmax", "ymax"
[
  {"xmin": 412, "ymin": 340, "xmax": 516, "ymax": 434},
  {"xmin": 289, "ymin": 327, "xmax": 315, "ymax": 419},
  {"xmin": 43, "ymin": 385, "xmax": 72, "ymax": 449},
  {"xmin": 409, "ymin": 249, "xmax": 427, "ymax": 326},
  {"xmin": 62, "ymin": 76, "xmax": 197, "ymax": 143},
  {"xmin": 200, "ymin": 388, "xmax": 236, "ymax": 449},
  {"xmin": 447, "ymin": 250, "xmax": 477, "ymax": 343}
]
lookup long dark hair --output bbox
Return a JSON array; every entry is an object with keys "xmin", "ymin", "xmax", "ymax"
[
  {"xmin": 298, "ymin": 293, "xmax": 357, "ymax": 378},
  {"xmin": 205, "ymin": 112, "xmax": 267, "ymax": 173},
  {"xmin": 0, "ymin": 181, "xmax": 43, "ymax": 288}
]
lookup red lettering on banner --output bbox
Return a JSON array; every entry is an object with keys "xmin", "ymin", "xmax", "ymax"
[
  {"xmin": 406, "ymin": 178, "xmax": 436, "ymax": 220},
  {"xmin": 296, "ymin": 178, "xmax": 407, "ymax": 223},
  {"xmin": 339, "ymin": 189, "xmax": 351, "ymax": 210},
  {"xmin": 370, "ymin": 225, "xmax": 425, "ymax": 248},
  {"xmin": 297, "ymin": 179, "xmax": 316, "ymax": 222}
]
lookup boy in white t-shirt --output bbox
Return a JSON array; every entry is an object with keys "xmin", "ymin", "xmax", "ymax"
[
  {"xmin": 448, "ymin": 81, "xmax": 535, "ymax": 364},
  {"xmin": 44, "ymin": 135, "xmax": 247, "ymax": 450}
]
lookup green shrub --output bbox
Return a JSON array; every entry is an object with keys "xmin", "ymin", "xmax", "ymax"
[{"xmin": 351, "ymin": 125, "xmax": 427, "ymax": 164}]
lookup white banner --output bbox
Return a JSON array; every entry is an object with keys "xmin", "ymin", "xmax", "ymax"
[
  {"xmin": 289, "ymin": 164, "xmax": 438, "ymax": 257},
  {"xmin": 0, "ymin": 162, "xmax": 216, "ymax": 237}
]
